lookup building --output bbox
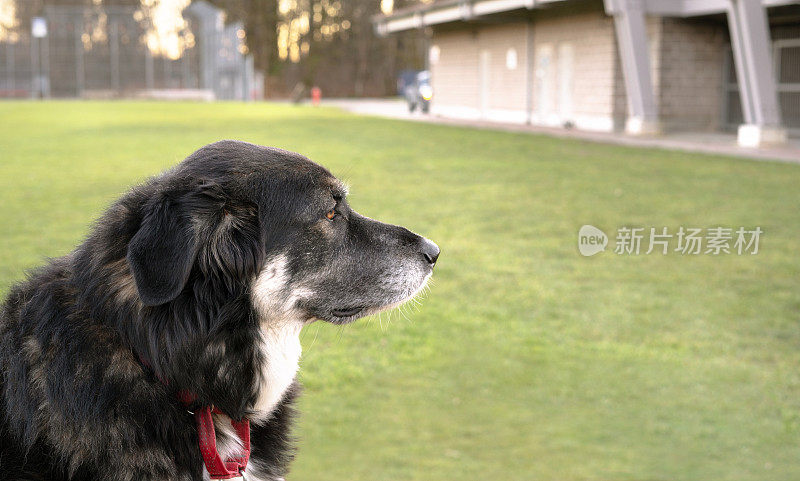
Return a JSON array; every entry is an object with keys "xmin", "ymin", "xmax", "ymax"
[{"xmin": 374, "ymin": 0, "xmax": 800, "ymax": 147}]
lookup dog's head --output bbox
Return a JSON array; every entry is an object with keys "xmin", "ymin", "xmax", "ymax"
[
  {"xmin": 124, "ymin": 140, "xmax": 438, "ymax": 327},
  {"xmin": 69, "ymin": 140, "xmax": 438, "ymax": 421}
]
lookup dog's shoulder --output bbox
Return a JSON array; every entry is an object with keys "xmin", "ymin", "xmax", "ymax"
[{"xmin": 0, "ymin": 256, "xmax": 203, "ymax": 480}]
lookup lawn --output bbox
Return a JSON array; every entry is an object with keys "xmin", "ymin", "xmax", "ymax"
[{"xmin": 1, "ymin": 101, "xmax": 799, "ymax": 481}]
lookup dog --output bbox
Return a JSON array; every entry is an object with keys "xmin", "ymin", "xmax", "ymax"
[{"xmin": 0, "ymin": 140, "xmax": 439, "ymax": 481}]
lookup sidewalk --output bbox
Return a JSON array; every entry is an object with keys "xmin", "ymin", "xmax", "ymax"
[{"xmin": 320, "ymin": 98, "xmax": 800, "ymax": 164}]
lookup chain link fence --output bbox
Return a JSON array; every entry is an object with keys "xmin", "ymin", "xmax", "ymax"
[{"xmin": 0, "ymin": 3, "xmax": 261, "ymax": 100}]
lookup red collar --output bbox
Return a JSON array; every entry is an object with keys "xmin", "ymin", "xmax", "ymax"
[
  {"xmin": 178, "ymin": 391, "xmax": 251, "ymax": 480},
  {"xmin": 139, "ymin": 357, "xmax": 251, "ymax": 479}
]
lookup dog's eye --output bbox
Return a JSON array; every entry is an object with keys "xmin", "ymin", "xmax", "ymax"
[{"xmin": 325, "ymin": 209, "xmax": 337, "ymax": 221}]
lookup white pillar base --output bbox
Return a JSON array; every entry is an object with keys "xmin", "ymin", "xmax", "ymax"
[
  {"xmin": 625, "ymin": 117, "xmax": 661, "ymax": 136},
  {"xmin": 737, "ymin": 124, "xmax": 787, "ymax": 147}
]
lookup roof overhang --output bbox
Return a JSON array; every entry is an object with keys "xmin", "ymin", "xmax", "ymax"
[
  {"xmin": 639, "ymin": 0, "xmax": 797, "ymax": 17},
  {"xmin": 374, "ymin": 0, "xmax": 800, "ymax": 34},
  {"xmin": 374, "ymin": 0, "xmax": 569, "ymax": 35}
]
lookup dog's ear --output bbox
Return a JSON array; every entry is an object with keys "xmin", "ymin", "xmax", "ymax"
[{"xmin": 127, "ymin": 190, "xmax": 199, "ymax": 306}]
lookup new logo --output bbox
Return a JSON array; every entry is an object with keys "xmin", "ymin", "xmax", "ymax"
[{"xmin": 578, "ymin": 225, "xmax": 608, "ymax": 256}]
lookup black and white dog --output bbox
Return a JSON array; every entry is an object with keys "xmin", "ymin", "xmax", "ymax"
[{"xmin": 0, "ymin": 140, "xmax": 439, "ymax": 481}]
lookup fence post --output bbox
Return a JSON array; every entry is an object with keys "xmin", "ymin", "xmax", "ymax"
[
  {"xmin": 30, "ymin": 36, "xmax": 39, "ymax": 98},
  {"xmin": 145, "ymin": 44, "xmax": 154, "ymax": 90},
  {"xmin": 5, "ymin": 42, "xmax": 14, "ymax": 91},
  {"xmin": 244, "ymin": 54, "xmax": 253, "ymax": 101},
  {"xmin": 41, "ymin": 29, "xmax": 50, "ymax": 97},
  {"xmin": 74, "ymin": 17, "xmax": 84, "ymax": 97},
  {"xmin": 182, "ymin": 50, "xmax": 190, "ymax": 88},
  {"xmin": 110, "ymin": 19, "xmax": 119, "ymax": 92},
  {"xmin": 163, "ymin": 55, "xmax": 170, "ymax": 88}
]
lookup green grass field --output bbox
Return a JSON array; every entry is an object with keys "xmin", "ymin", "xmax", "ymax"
[{"xmin": 1, "ymin": 101, "xmax": 799, "ymax": 481}]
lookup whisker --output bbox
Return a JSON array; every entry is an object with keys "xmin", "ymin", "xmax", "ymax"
[
  {"xmin": 335, "ymin": 324, "xmax": 345, "ymax": 343},
  {"xmin": 306, "ymin": 322, "xmax": 321, "ymax": 352}
]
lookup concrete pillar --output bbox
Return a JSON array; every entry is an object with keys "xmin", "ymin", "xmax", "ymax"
[
  {"xmin": 604, "ymin": 0, "xmax": 660, "ymax": 135},
  {"xmin": 727, "ymin": 0, "xmax": 786, "ymax": 147}
]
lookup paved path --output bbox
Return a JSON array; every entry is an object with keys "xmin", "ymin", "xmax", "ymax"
[{"xmin": 320, "ymin": 98, "xmax": 800, "ymax": 164}]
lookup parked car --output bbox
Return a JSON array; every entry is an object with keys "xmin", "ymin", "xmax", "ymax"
[
  {"xmin": 403, "ymin": 71, "xmax": 432, "ymax": 113},
  {"xmin": 396, "ymin": 70, "xmax": 419, "ymax": 95}
]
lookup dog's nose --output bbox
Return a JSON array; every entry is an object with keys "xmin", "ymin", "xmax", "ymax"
[{"xmin": 420, "ymin": 238, "xmax": 440, "ymax": 266}]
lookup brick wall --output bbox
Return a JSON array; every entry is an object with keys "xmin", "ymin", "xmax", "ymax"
[
  {"xmin": 430, "ymin": 22, "xmax": 529, "ymax": 121},
  {"xmin": 428, "ymin": 4, "xmax": 728, "ymax": 133},
  {"xmin": 476, "ymin": 23, "xmax": 529, "ymax": 113},
  {"xmin": 532, "ymin": 5, "xmax": 619, "ymax": 130},
  {"xmin": 430, "ymin": 4, "xmax": 621, "ymax": 130},
  {"xmin": 430, "ymin": 28, "xmax": 481, "ymax": 114},
  {"xmin": 657, "ymin": 18, "xmax": 727, "ymax": 132}
]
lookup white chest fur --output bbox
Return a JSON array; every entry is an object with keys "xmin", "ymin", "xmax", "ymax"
[
  {"xmin": 201, "ymin": 322, "xmax": 302, "ymax": 480},
  {"xmin": 251, "ymin": 320, "xmax": 302, "ymax": 423},
  {"xmin": 249, "ymin": 255, "xmax": 307, "ymax": 423},
  {"xmin": 202, "ymin": 323, "xmax": 300, "ymax": 481}
]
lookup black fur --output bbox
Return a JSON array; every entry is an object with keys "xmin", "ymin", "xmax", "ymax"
[{"xmin": 0, "ymin": 141, "xmax": 438, "ymax": 481}]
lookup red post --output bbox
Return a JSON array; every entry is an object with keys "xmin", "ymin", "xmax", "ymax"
[{"xmin": 311, "ymin": 86, "xmax": 321, "ymax": 106}]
